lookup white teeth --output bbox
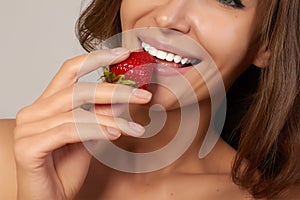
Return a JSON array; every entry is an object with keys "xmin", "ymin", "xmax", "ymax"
[
  {"xmin": 142, "ymin": 42, "xmax": 192, "ymax": 65},
  {"xmin": 142, "ymin": 42, "xmax": 151, "ymax": 52},
  {"xmin": 156, "ymin": 50, "xmax": 167, "ymax": 60},
  {"xmin": 181, "ymin": 58, "xmax": 188, "ymax": 65},
  {"xmin": 166, "ymin": 53, "xmax": 174, "ymax": 62},
  {"xmin": 148, "ymin": 46, "xmax": 158, "ymax": 57},
  {"xmin": 174, "ymin": 55, "xmax": 182, "ymax": 64}
]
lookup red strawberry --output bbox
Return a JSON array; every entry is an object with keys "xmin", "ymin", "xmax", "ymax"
[{"xmin": 103, "ymin": 51, "xmax": 156, "ymax": 90}]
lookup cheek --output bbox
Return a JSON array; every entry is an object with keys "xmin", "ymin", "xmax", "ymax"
[
  {"xmin": 192, "ymin": 15, "xmax": 258, "ymax": 89},
  {"xmin": 207, "ymin": 27, "xmax": 252, "ymax": 88},
  {"xmin": 120, "ymin": 0, "xmax": 136, "ymax": 30},
  {"xmin": 205, "ymin": 24, "xmax": 254, "ymax": 68}
]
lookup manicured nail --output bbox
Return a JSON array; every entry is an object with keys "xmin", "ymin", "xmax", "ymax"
[
  {"xmin": 128, "ymin": 122, "xmax": 145, "ymax": 136},
  {"xmin": 107, "ymin": 127, "xmax": 121, "ymax": 137},
  {"xmin": 111, "ymin": 48, "xmax": 129, "ymax": 55},
  {"xmin": 132, "ymin": 89, "xmax": 152, "ymax": 100}
]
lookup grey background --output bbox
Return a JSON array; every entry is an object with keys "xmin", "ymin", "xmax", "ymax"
[{"xmin": 0, "ymin": 0, "xmax": 88, "ymax": 118}]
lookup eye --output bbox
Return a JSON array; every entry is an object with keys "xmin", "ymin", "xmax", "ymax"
[{"xmin": 218, "ymin": 0, "xmax": 245, "ymax": 8}]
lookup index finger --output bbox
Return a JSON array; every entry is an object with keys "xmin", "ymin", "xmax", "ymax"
[{"xmin": 36, "ymin": 48, "xmax": 130, "ymax": 102}]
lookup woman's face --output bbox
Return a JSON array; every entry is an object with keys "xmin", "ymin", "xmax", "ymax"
[{"xmin": 119, "ymin": 0, "xmax": 263, "ymax": 109}]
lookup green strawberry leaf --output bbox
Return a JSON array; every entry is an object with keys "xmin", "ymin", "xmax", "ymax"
[{"xmin": 101, "ymin": 68, "xmax": 138, "ymax": 88}]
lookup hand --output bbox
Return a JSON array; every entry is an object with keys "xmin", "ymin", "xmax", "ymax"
[{"xmin": 14, "ymin": 48, "xmax": 152, "ymax": 200}]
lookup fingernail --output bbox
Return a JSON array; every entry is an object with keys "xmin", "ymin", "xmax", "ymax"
[
  {"xmin": 111, "ymin": 48, "xmax": 129, "ymax": 55},
  {"xmin": 133, "ymin": 89, "xmax": 152, "ymax": 100},
  {"xmin": 128, "ymin": 122, "xmax": 145, "ymax": 136},
  {"xmin": 107, "ymin": 127, "xmax": 121, "ymax": 137}
]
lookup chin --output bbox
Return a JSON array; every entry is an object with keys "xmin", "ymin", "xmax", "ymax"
[{"xmin": 147, "ymin": 84, "xmax": 200, "ymax": 111}]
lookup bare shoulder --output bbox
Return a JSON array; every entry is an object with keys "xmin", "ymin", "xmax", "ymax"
[
  {"xmin": 0, "ymin": 119, "xmax": 17, "ymax": 200},
  {"xmin": 0, "ymin": 119, "xmax": 16, "ymax": 133}
]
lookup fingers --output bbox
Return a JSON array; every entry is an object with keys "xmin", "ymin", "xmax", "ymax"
[
  {"xmin": 14, "ymin": 115, "xmax": 145, "ymax": 167},
  {"xmin": 15, "ymin": 108, "xmax": 145, "ymax": 140},
  {"xmin": 14, "ymin": 122, "xmax": 102, "ymax": 167},
  {"xmin": 14, "ymin": 48, "xmax": 148, "ymax": 167},
  {"xmin": 36, "ymin": 48, "xmax": 130, "ymax": 102},
  {"xmin": 17, "ymin": 83, "xmax": 152, "ymax": 124}
]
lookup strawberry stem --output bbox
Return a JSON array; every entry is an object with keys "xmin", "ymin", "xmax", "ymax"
[{"xmin": 101, "ymin": 68, "xmax": 138, "ymax": 88}]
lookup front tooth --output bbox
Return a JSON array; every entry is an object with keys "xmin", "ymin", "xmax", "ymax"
[
  {"xmin": 181, "ymin": 58, "xmax": 188, "ymax": 65},
  {"xmin": 142, "ymin": 42, "xmax": 146, "ymax": 48},
  {"xmin": 156, "ymin": 50, "xmax": 167, "ymax": 60},
  {"xmin": 174, "ymin": 55, "xmax": 182, "ymax": 64},
  {"xmin": 143, "ymin": 43, "xmax": 151, "ymax": 52},
  {"xmin": 166, "ymin": 53, "xmax": 175, "ymax": 62},
  {"xmin": 149, "ymin": 47, "xmax": 158, "ymax": 56}
]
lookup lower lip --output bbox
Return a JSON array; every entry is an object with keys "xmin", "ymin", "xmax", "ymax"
[{"xmin": 154, "ymin": 59, "xmax": 193, "ymax": 77}]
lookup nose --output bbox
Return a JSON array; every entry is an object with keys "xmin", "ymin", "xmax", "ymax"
[{"xmin": 153, "ymin": 0, "xmax": 191, "ymax": 34}]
